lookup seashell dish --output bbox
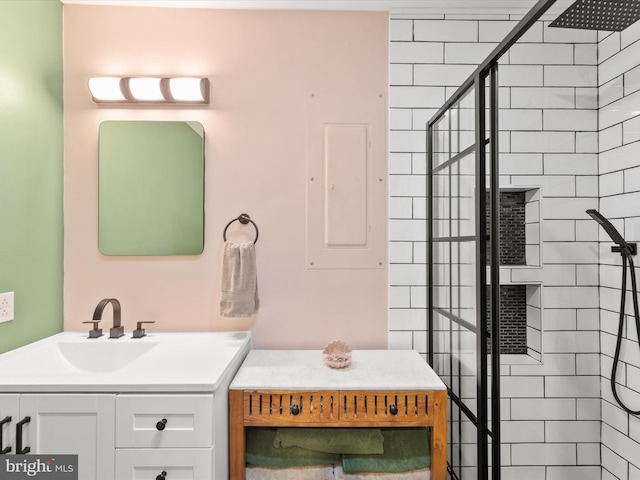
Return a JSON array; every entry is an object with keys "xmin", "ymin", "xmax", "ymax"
[{"xmin": 323, "ymin": 340, "xmax": 352, "ymax": 369}]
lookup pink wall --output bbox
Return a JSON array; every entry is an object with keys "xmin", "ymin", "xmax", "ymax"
[{"xmin": 62, "ymin": 5, "xmax": 389, "ymax": 349}]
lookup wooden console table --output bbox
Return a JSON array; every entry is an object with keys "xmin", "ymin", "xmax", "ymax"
[{"xmin": 229, "ymin": 349, "xmax": 447, "ymax": 480}]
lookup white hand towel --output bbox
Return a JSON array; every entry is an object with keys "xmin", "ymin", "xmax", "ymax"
[{"xmin": 220, "ymin": 241, "xmax": 259, "ymax": 317}]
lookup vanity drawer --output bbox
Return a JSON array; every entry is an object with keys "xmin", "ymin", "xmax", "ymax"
[
  {"xmin": 337, "ymin": 390, "xmax": 435, "ymax": 426},
  {"xmin": 115, "ymin": 447, "xmax": 212, "ymax": 480},
  {"xmin": 242, "ymin": 390, "xmax": 340, "ymax": 426},
  {"xmin": 116, "ymin": 394, "xmax": 214, "ymax": 448}
]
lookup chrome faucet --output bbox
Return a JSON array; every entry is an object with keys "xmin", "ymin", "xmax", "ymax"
[{"xmin": 92, "ymin": 298, "xmax": 124, "ymax": 339}]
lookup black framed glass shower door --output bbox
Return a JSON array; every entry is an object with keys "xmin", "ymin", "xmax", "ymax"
[
  {"xmin": 427, "ymin": 69, "xmax": 500, "ymax": 480},
  {"xmin": 425, "ymin": 3, "xmax": 558, "ymax": 479}
]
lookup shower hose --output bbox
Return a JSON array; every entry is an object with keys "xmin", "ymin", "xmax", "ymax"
[{"xmin": 611, "ymin": 252, "xmax": 640, "ymax": 415}]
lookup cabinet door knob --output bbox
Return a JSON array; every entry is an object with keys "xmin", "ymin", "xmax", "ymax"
[
  {"xmin": 290, "ymin": 404, "xmax": 300, "ymax": 415},
  {"xmin": 156, "ymin": 471, "xmax": 167, "ymax": 480},
  {"xmin": 0, "ymin": 416, "xmax": 11, "ymax": 454},
  {"xmin": 16, "ymin": 416, "xmax": 31, "ymax": 454},
  {"xmin": 389, "ymin": 404, "xmax": 398, "ymax": 415},
  {"xmin": 156, "ymin": 419, "xmax": 168, "ymax": 431}
]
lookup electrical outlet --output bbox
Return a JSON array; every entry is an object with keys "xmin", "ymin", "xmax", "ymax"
[{"xmin": 0, "ymin": 292, "xmax": 14, "ymax": 323}]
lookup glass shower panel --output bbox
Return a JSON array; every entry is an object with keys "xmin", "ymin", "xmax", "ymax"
[
  {"xmin": 432, "ymin": 311, "xmax": 452, "ymax": 389},
  {"xmin": 461, "ymin": 410, "xmax": 479, "ymax": 479},
  {"xmin": 449, "ymin": 400, "xmax": 462, "ymax": 480},
  {"xmin": 451, "ymin": 241, "xmax": 477, "ymax": 326},
  {"xmin": 459, "ymin": 333, "xmax": 478, "ymax": 417},
  {"xmin": 457, "ymin": 155, "xmax": 476, "ymax": 237},
  {"xmin": 433, "ymin": 242, "xmax": 450, "ymax": 311},
  {"xmin": 429, "ymin": 71, "xmax": 501, "ymax": 479},
  {"xmin": 450, "ymin": 108, "xmax": 460, "ymax": 156},
  {"xmin": 433, "ymin": 167, "xmax": 450, "ymax": 238},
  {"xmin": 449, "ymin": 319, "xmax": 480, "ymax": 479},
  {"xmin": 432, "ymin": 114, "xmax": 451, "ymax": 169},
  {"xmin": 455, "ymin": 89, "xmax": 476, "ymax": 154}
]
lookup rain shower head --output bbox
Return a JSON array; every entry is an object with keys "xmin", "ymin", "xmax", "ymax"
[
  {"xmin": 550, "ymin": 0, "xmax": 640, "ymax": 31},
  {"xmin": 586, "ymin": 209, "xmax": 637, "ymax": 255}
]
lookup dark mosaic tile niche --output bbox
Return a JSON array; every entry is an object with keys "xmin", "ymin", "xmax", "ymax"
[
  {"xmin": 484, "ymin": 190, "xmax": 529, "ymax": 354},
  {"xmin": 486, "ymin": 284, "xmax": 528, "ymax": 355},
  {"xmin": 486, "ymin": 191, "xmax": 526, "ymax": 266}
]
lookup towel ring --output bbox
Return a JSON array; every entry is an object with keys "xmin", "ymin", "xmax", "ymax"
[{"xmin": 223, "ymin": 213, "xmax": 259, "ymax": 244}]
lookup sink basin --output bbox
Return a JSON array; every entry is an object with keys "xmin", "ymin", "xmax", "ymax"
[
  {"xmin": 0, "ymin": 331, "xmax": 252, "ymax": 392},
  {"xmin": 56, "ymin": 341, "xmax": 158, "ymax": 372}
]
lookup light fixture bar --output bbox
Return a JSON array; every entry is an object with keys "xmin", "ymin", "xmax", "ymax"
[{"xmin": 88, "ymin": 76, "xmax": 209, "ymax": 104}]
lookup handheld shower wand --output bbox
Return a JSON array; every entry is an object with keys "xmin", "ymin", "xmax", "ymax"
[
  {"xmin": 586, "ymin": 209, "xmax": 640, "ymax": 415},
  {"xmin": 586, "ymin": 209, "xmax": 637, "ymax": 256}
]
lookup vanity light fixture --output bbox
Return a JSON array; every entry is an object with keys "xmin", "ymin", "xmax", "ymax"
[{"xmin": 88, "ymin": 76, "xmax": 209, "ymax": 104}]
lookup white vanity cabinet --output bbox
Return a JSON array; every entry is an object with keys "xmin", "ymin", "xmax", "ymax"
[
  {"xmin": 1, "ymin": 392, "xmax": 232, "ymax": 480},
  {"xmin": 0, "ymin": 331, "xmax": 252, "ymax": 480},
  {"xmin": 0, "ymin": 394, "xmax": 115, "ymax": 480}
]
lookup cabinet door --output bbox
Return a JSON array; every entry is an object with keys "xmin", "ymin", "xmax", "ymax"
[
  {"xmin": 20, "ymin": 394, "xmax": 115, "ymax": 480},
  {"xmin": 115, "ymin": 447, "xmax": 212, "ymax": 480},
  {"xmin": 0, "ymin": 395, "xmax": 19, "ymax": 454}
]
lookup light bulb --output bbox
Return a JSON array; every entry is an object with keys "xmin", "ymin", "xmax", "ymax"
[
  {"xmin": 127, "ymin": 77, "xmax": 163, "ymax": 101},
  {"xmin": 169, "ymin": 78, "xmax": 207, "ymax": 102},
  {"xmin": 88, "ymin": 77, "xmax": 125, "ymax": 102}
]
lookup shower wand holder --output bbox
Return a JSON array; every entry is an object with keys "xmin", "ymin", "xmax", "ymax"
[{"xmin": 612, "ymin": 243, "xmax": 637, "ymax": 256}]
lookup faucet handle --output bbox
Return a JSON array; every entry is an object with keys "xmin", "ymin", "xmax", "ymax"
[
  {"xmin": 82, "ymin": 320, "xmax": 103, "ymax": 339},
  {"xmin": 132, "ymin": 321, "xmax": 155, "ymax": 339}
]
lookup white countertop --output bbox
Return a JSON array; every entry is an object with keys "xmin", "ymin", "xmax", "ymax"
[
  {"xmin": 230, "ymin": 349, "xmax": 446, "ymax": 391},
  {"xmin": 0, "ymin": 331, "xmax": 252, "ymax": 393}
]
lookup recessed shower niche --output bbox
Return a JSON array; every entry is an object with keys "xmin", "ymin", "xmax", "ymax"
[
  {"xmin": 487, "ymin": 186, "xmax": 543, "ymax": 362},
  {"xmin": 486, "ymin": 283, "xmax": 542, "ymax": 361},
  {"xmin": 486, "ymin": 187, "xmax": 541, "ymax": 268}
]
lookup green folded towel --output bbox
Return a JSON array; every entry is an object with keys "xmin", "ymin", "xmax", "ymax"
[
  {"xmin": 273, "ymin": 428, "xmax": 384, "ymax": 455},
  {"xmin": 246, "ymin": 428, "xmax": 339, "ymax": 468},
  {"xmin": 342, "ymin": 428, "xmax": 431, "ymax": 474}
]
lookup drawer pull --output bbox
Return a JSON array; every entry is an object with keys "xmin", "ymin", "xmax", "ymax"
[
  {"xmin": 0, "ymin": 416, "xmax": 11, "ymax": 454},
  {"xmin": 389, "ymin": 404, "xmax": 398, "ymax": 416},
  {"xmin": 156, "ymin": 419, "xmax": 168, "ymax": 431},
  {"xmin": 16, "ymin": 416, "xmax": 30, "ymax": 454},
  {"xmin": 290, "ymin": 404, "xmax": 300, "ymax": 415},
  {"xmin": 156, "ymin": 471, "xmax": 167, "ymax": 480}
]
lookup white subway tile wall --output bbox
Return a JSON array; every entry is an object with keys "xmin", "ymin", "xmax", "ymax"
[
  {"xmin": 389, "ymin": 13, "xmax": 640, "ymax": 479},
  {"xmin": 598, "ymin": 26, "xmax": 640, "ymax": 480},
  {"xmin": 388, "ymin": 15, "xmax": 605, "ymax": 479}
]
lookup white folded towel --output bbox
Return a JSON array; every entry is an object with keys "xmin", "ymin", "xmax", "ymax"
[
  {"xmin": 220, "ymin": 241, "xmax": 259, "ymax": 317},
  {"xmin": 334, "ymin": 462, "xmax": 431, "ymax": 480},
  {"xmin": 246, "ymin": 465, "xmax": 334, "ymax": 480}
]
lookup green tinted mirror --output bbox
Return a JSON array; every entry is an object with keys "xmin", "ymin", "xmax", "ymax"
[{"xmin": 98, "ymin": 121, "xmax": 204, "ymax": 256}]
